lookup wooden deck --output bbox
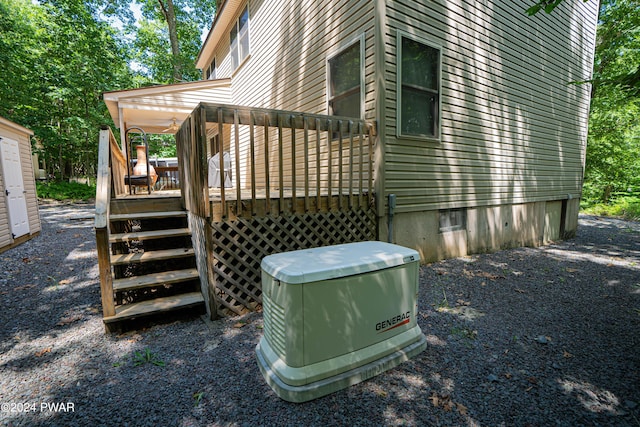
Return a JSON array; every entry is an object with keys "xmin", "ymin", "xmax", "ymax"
[{"xmin": 96, "ymin": 103, "xmax": 377, "ymax": 324}]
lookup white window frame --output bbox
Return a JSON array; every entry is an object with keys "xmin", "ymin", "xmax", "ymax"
[
  {"xmin": 206, "ymin": 57, "xmax": 216, "ymax": 79},
  {"xmin": 230, "ymin": 5, "xmax": 250, "ymax": 73},
  {"xmin": 326, "ymin": 34, "xmax": 365, "ymax": 120},
  {"xmin": 396, "ymin": 30, "xmax": 442, "ymax": 141}
]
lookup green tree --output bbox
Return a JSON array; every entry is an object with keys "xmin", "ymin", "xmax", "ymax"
[
  {"xmin": 0, "ymin": 0, "xmax": 43, "ymax": 122},
  {"xmin": 584, "ymin": 0, "xmax": 640, "ymax": 203},
  {"xmin": 127, "ymin": 0, "xmax": 216, "ymax": 83},
  {"xmin": 527, "ymin": 0, "xmax": 640, "ymax": 97},
  {"xmin": 526, "ymin": 0, "xmax": 587, "ymax": 15},
  {"xmin": 0, "ymin": 0, "xmax": 134, "ymax": 179},
  {"xmin": 528, "ymin": 0, "xmax": 640, "ymax": 205},
  {"xmin": 1, "ymin": 0, "xmax": 217, "ymax": 181}
]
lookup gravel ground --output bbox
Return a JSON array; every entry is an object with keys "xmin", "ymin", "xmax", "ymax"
[{"xmin": 1, "ymin": 201, "xmax": 639, "ymax": 427}]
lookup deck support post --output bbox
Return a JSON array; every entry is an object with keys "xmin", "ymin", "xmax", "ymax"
[{"xmin": 96, "ymin": 228, "xmax": 115, "ymax": 320}]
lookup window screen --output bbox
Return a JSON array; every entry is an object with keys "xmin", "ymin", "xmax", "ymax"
[
  {"xmin": 328, "ymin": 40, "xmax": 362, "ymax": 119},
  {"xmin": 399, "ymin": 35, "xmax": 440, "ymax": 139}
]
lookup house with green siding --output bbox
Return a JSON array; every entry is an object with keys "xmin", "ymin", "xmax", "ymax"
[
  {"xmin": 196, "ymin": 0, "xmax": 597, "ymax": 260},
  {"xmin": 100, "ymin": 0, "xmax": 598, "ymax": 320}
]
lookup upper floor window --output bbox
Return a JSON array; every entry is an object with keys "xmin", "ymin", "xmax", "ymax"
[
  {"xmin": 206, "ymin": 57, "xmax": 216, "ymax": 79},
  {"xmin": 397, "ymin": 32, "xmax": 441, "ymax": 140},
  {"xmin": 230, "ymin": 6, "xmax": 250, "ymax": 72},
  {"xmin": 327, "ymin": 38, "xmax": 363, "ymax": 119}
]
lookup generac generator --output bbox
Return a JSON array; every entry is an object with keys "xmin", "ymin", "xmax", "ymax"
[{"xmin": 255, "ymin": 241, "xmax": 427, "ymax": 402}]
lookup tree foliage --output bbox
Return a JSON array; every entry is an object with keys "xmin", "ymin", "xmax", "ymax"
[
  {"xmin": 584, "ymin": 0, "xmax": 640, "ymax": 203},
  {"xmin": 526, "ymin": 0, "xmax": 589, "ymax": 15},
  {"xmin": 527, "ymin": 0, "xmax": 640, "ymax": 98},
  {"xmin": 528, "ymin": 0, "xmax": 640, "ymax": 205},
  {"xmin": 0, "ymin": 0, "xmax": 133, "ymax": 179},
  {"xmin": 125, "ymin": 0, "xmax": 216, "ymax": 84},
  {"xmin": 0, "ymin": 0, "xmax": 215, "ymax": 180},
  {"xmin": 1, "ymin": 0, "xmax": 637, "ymax": 209}
]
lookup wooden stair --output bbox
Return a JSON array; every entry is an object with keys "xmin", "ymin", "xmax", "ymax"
[
  {"xmin": 103, "ymin": 292, "xmax": 204, "ymax": 323},
  {"xmin": 110, "ymin": 248, "xmax": 195, "ymax": 265},
  {"xmin": 102, "ymin": 197, "xmax": 205, "ymax": 331},
  {"xmin": 112, "ymin": 268, "xmax": 200, "ymax": 292}
]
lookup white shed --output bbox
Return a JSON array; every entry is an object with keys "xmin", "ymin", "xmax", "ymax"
[{"xmin": 0, "ymin": 116, "xmax": 41, "ymax": 253}]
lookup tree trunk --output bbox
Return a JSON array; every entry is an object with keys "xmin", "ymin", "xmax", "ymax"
[{"xmin": 158, "ymin": 0, "xmax": 181, "ymax": 82}]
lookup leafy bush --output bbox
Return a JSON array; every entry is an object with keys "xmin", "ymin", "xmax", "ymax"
[
  {"xmin": 36, "ymin": 181, "xmax": 96, "ymax": 201},
  {"xmin": 581, "ymin": 196, "xmax": 640, "ymax": 221}
]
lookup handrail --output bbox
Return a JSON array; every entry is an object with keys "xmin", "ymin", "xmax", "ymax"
[
  {"xmin": 110, "ymin": 133, "xmax": 126, "ymax": 166},
  {"xmin": 200, "ymin": 102, "xmax": 376, "ymax": 134},
  {"xmin": 110, "ymin": 129, "xmax": 127, "ymax": 197},
  {"xmin": 95, "ymin": 127, "xmax": 112, "ymax": 229},
  {"xmin": 95, "ymin": 126, "xmax": 116, "ymax": 318}
]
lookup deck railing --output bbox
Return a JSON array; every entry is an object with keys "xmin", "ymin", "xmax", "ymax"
[
  {"xmin": 154, "ymin": 166, "xmax": 180, "ymax": 190},
  {"xmin": 95, "ymin": 126, "xmax": 126, "ymax": 319},
  {"xmin": 176, "ymin": 103, "xmax": 376, "ymax": 221},
  {"xmin": 176, "ymin": 103, "xmax": 376, "ymax": 315}
]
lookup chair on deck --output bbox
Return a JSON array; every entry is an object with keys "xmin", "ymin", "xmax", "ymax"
[
  {"xmin": 123, "ymin": 127, "xmax": 157, "ymax": 195},
  {"xmin": 208, "ymin": 152, "xmax": 233, "ymax": 188}
]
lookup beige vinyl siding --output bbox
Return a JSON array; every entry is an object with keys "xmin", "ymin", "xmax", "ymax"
[
  {"xmin": 18, "ymin": 132, "xmax": 40, "ymax": 235},
  {"xmin": 212, "ymin": 18, "xmax": 233, "ymax": 79},
  {"xmin": 0, "ymin": 162, "xmax": 9, "ymax": 248},
  {"xmin": 0, "ymin": 121, "xmax": 41, "ymax": 249},
  {"xmin": 219, "ymin": 0, "xmax": 375, "ymax": 116},
  {"xmin": 384, "ymin": 0, "xmax": 597, "ymax": 213},
  {"xmin": 207, "ymin": 0, "xmax": 375, "ymax": 192}
]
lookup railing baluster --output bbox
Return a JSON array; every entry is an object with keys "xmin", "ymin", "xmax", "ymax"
[
  {"xmin": 368, "ymin": 123, "xmax": 373, "ymax": 199},
  {"xmin": 315, "ymin": 118, "xmax": 321, "ymax": 212},
  {"xmin": 348, "ymin": 120, "xmax": 354, "ymax": 210},
  {"xmin": 249, "ymin": 112, "xmax": 257, "ymax": 216},
  {"xmin": 278, "ymin": 114, "xmax": 284, "ymax": 212},
  {"xmin": 303, "ymin": 117, "xmax": 309, "ymax": 212},
  {"xmin": 327, "ymin": 119, "xmax": 332, "ymax": 210},
  {"xmin": 358, "ymin": 121, "xmax": 364, "ymax": 209},
  {"xmin": 264, "ymin": 113, "xmax": 270, "ymax": 214},
  {"xmin": 338, "ymin": 120, "xmax": 343, "ymax": 211},
  {"xmin": 290, "ymin": 114, "xmax": 297, "ymax": 213},
  {"xmin": 234, "ymin": 109, "xmax": 242, "ymax": 217},
  {"xmin": 218, "ymin": 107, "xmax": 225, "ymax": 218},
  {"xmin": 199, "ymin": 106, "xmax": 208, "ymax": 218},
  {"xmin": 189, "ymin": 114, "xmax": 197, "ymax": 212}
]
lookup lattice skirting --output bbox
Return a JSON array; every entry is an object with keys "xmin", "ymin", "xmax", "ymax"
[{"xmin": 209, "ymin": 208, "xmax": 377, "ymax": 316}]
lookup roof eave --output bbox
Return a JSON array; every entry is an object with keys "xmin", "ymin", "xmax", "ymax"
[
  {"xmin": 0, "ymin": 116, "xmax": 34, "ymax": 136},
  {"xmin": 196, "ymin": 0, "xmax": 243, "ymax": 70}
]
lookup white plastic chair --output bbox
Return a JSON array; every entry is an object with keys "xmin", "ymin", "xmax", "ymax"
[{"xmin": 208, "ymin": 152, "xmax": 233, "ymax": 188}]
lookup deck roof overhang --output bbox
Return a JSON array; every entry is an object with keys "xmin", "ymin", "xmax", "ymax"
[{"xmin": 103, "ymin": 79, "xmax": 232, "ymax": 135}]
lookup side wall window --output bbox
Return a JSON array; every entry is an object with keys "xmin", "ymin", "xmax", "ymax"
[
  {"xmin": 397, "ymin": 32, "xmax": 441, "ymax": 140},
  {"xmin": 206, "ymin": 57, "xmax": 216, "ymax": 79},
  {"xmin": 230, "ymin": 6, "xmax": 250, "ymax": 72},
  {"xmin": 327, "ymin": 38, "xmax": 363, "ymax": 119}
]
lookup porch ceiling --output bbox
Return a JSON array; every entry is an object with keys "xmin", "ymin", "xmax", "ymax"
[{"xmin": 103, "ymin": 79, "xmax": 231, "ymax": 135}]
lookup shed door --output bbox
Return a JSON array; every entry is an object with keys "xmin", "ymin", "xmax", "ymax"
[{"xmin": 0, "ymin": 136, "xmax": 30, "ymax": 239}]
